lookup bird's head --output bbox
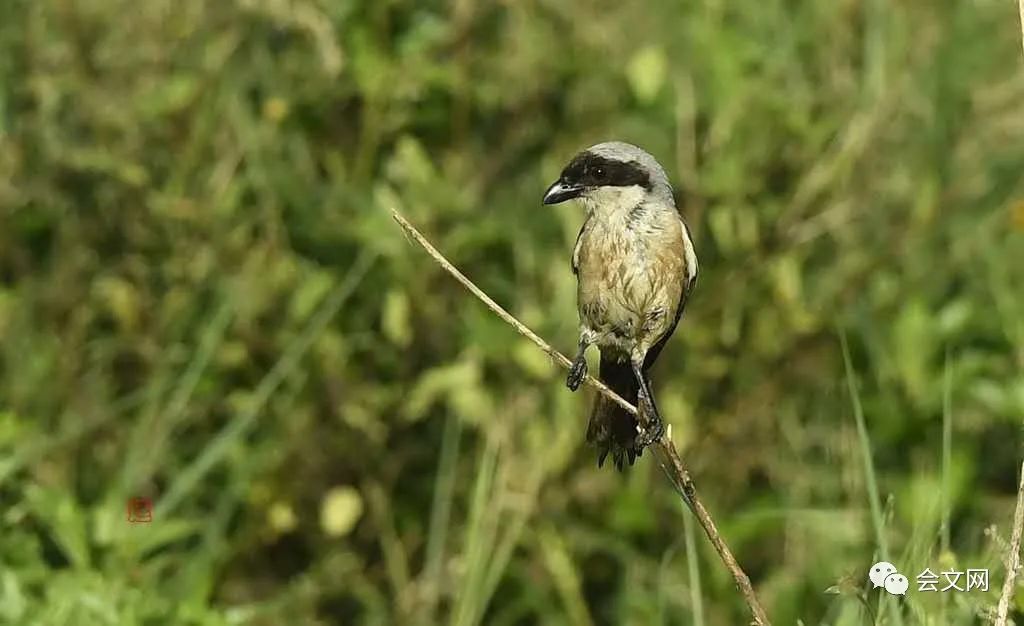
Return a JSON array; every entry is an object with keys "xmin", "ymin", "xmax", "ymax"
[{"xmin": 542, "ymin": 142, "xmax": 673, "ymax": 210}]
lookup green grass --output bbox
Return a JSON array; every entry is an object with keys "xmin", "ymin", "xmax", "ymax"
[
  {"xmin": 1, "ymin": 0, "xmax": 1024, "ymax": 624},
  {"xmin": 841, "ymin": 330, "xmax": 902, "ymax": 626}
]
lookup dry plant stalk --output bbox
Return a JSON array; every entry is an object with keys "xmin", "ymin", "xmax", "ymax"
[
  {"xmin": 392, "ymin": 209, "xmax": 771, "ymax": 626},
  {"xmin": 995, "ymin": 461, "xmax": 1024, "ymax": 625}
]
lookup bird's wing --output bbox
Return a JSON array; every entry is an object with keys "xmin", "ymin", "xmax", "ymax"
[
  {"xmin": 643, "ymin": 270, "xmax": 695, "ymax": 371},
  {"xmin": 676, "ymin": 216, "xmax": 698, "ymax": 319},
  {"xmin": 642, "ymin": 220, "xmax": 697, "ymax": 370}
]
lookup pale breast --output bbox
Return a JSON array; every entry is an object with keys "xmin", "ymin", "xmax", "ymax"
[{"xmin": 575, "ymin": 208, "xmax": 689, "ymax": 348}]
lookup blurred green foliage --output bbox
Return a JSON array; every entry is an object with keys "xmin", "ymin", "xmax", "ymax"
[{"xmin": 2, "ymin": 0, "xmax": 1024, "ymax": 624}]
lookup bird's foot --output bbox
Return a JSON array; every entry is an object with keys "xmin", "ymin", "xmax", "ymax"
[
  {"xmin": 566, "ymin": 354, "xmax": 587, "ymax": 391},
  {"xmin": 634, "ymin": 395, "xmax": 665, "ymax": 449},
  {"xmin": 635, "ymin": 417, "xmax": 664, "ymax": 449}
]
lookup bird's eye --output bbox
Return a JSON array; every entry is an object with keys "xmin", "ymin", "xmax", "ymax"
[{"xmin": 593, "ymin": 167, "xmax": 606, "ymax": 180}]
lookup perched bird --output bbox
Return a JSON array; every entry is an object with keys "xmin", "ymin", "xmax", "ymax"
[{"xmin": 543, "ymin": 142, "xmax": 697, "ymax": 469}]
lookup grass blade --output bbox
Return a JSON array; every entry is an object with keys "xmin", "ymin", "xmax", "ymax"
[
  {"xmin": 840, "ymin": 330, "xmax": 903, "ymax": 626},
  {"xmin": 157, "ymin": 250, "xmax": 377, "ymax": 517}
]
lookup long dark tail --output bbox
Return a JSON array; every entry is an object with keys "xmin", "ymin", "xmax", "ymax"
[{"xmin": 585, "ymin": 352, "xmax": 641, "ymax": 470}]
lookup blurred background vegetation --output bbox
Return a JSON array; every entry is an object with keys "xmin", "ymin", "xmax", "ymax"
[{"xmin": 1, "ymin": 0, "xmax": 1024, "ymax": 624}]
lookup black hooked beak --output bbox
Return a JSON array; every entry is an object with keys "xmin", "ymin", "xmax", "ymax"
[{"xmin": 542, "ymin": 179, "xmax": 584, "ymax": 205}]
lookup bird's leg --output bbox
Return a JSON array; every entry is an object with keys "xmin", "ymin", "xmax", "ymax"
[
  {"xmin": 566, "ymin": 330, "xmax": 595, "ymax": 391},
  {"xmin": 630, "ymin": 357, "xmax": 665, "ymax": 449}
]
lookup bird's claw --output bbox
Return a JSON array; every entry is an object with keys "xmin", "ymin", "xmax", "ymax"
[
  {"xmin": 566, "ymin": 355, "xmax": 587, "ymax": 391},
  {"xmin": 635, "ymin": 420, "xmax": 664, "ymax": 449},
  {"xmin": 634, "ymin": 395, "xmax": 664, "ymax": 449}
]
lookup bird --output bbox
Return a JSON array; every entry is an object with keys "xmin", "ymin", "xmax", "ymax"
[{"xmin": 542, "ymin": 141, "xmax": 697, "ymax": 470}]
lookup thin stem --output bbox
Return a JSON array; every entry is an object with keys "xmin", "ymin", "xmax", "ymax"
[
  {"xmin": 1019, "ymin": 0, "xmax": 1024, "ymax": 59},
  {"xmin": 682, "ymin": 509, "xmax": 705, "ymax": 626},
  {"xmin": 391, "ymin": 209, "xmax": 771, "ymax": 626},
  {"xmin": 941, "ymin": 348, "xmax": 953, "ymax": 621},
  {"xmin": 994, "ymin": 8, "xmax": 1022, "ymax": 624},
  {"xmin": 995, "ymin": 460, "xmax": 1024, "ymax": 626}
]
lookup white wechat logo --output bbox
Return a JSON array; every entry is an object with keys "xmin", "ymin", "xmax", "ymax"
[
  {"xmin": 869, "ymin": 561, "xmax": 898, "ymax": 589},
  {"xmin": 869, "ymin": 561, "xmax": 908, "ymax": 596},
  {"xmin": 884, "ymin": 573, "xmax": 909, "ymax": 596}
]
